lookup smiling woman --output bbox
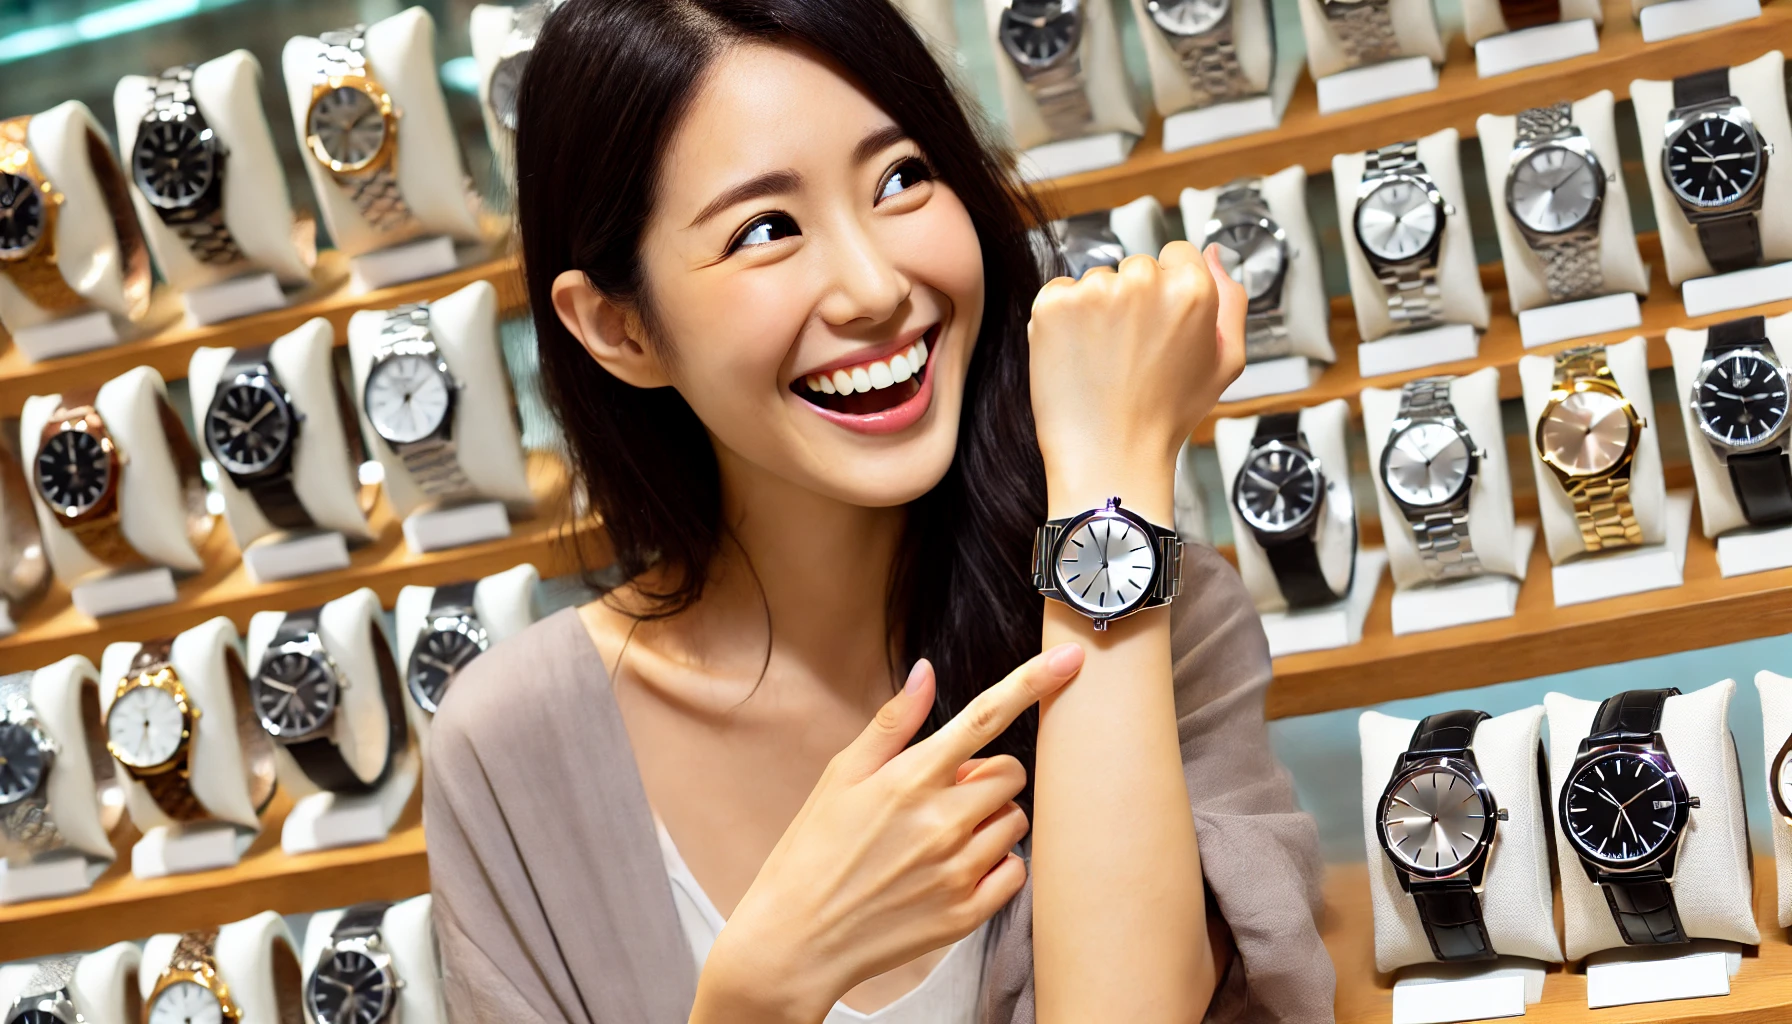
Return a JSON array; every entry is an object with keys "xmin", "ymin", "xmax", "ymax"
[{"xmin": 420, "ymin": 1, "xmax": 1334, "ymax": 1022}]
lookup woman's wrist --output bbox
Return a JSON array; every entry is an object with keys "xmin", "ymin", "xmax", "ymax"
[{"xmin": 1045, "ymin": 457, "xmax": 1175, "ymax": 525}]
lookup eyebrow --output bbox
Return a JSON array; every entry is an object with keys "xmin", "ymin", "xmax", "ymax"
[{"xmin": 685, "ymin": 125, "xmax": 915, "ymax": 230}]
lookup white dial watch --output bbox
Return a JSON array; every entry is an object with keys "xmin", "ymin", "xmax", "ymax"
[
  {"xmin": 1380, "ymin": 377, "xmax": 1485, "ymax": 582},
  {"xmin": 1033, "ymin": 496, "xmax": 1182, "ymax": 630},
  {"xmin": 363, "ymin": 303, "xmax": 478, "ymax": 504},
  {"xmin": 1354, "ymin": 140, "xmax": 1453, "ymax": 331}
]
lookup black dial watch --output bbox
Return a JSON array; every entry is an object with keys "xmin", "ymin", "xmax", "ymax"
[
  {"xmin": 1663, "ymin": 67, "xmax": 1773, "ymax": 275},
  {"xmin": 1690, "ymin": 315, "xmax": 1792, "ymax": 526},
  {"xmin": 205, "ymin": 345, "xmax": 314, "ymax": 533},
  {"xmin": 132, "ymin": 64, "xmax": 244, "ymax": 266},
  {"xmin": 252, "ymin": 607, "xmax": 407, "ymax": 794},
  {"xmin": 1558, "ymin": 688, "xmax": 1700, "ymax": 946},
  {"xmin": 1232, "ymin": 411, "xmax": 1355, "ymax": 608},
  {"xmin": 407, "ymin": 581, "xmax": 490, "ymax": 714},
  {"xmin": 1034, "ymin": 497, "xmax": 1182, "ymax": 631},
  {"xmin": 1376, "ymin": 710, "xmax": 1508, "ymax": 961},
  {"xmin": 307, "ymin": 902, "xmax": 403, "ymax": 1024}
]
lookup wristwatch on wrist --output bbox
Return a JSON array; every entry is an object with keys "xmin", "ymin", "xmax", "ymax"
[
  {"xmin": 1052, "ymin": 211, "xmax": 1125, "ymax": 279},
  {"xmin": 1381, "ymin": 378, "xmax": 1485, "ymax": 582},
  {"xmin": 1690, "ymin": 315, "xmax": 1792, "ymax": 526},
  {"xmin": 0, "ymin": 671, "xmax": 122, "ymax": 867},
  {"xmin": 307, "ymin": 902, "xmax": 404, "ymax": 1024},
  {"xmin": 148, "ymin": 927, "xmax": 303, "ymax": 1024},
  {"xmin": 35, "ymin": 392, "xmax": 137, "ymax": 569},
  {"xmin": 306, "ymin": 25, "xmax": 416, "ymax": 236},
  {"xmin": 1663, "ymin": 66, "xmax": 1773, "ymax": 276},
  {"xmin": 1559, "ymin": 688, "xmax": 1699, "ymax": 946},
  {"xmin": 0, "ymin": 444, "xmax": 49, "ymax": 613},
  {"xmin": 205, "ymin": 345, "xmax": 315, "ymax": 533},
  {"xmin": 1506, "ymin": 102, "xmax": 1610, "ymax": 304},
  {"xmin": 1034, "ymin": 496, "xmax": 1181, "ymax": 631},
  {"xmin": 998, "ymin": 1, "xmax": 1095, "ymax": 141},
  {"xmin": 133, "ymin": 64, "xmax": 245, "ymax": 267},
  {"xmin": 0, "ymin": 114, "xmax": 152, "ymax": 320},
  {"xmin": 1497, "ymin": 0, "xmax": 1559, "ymax": 30},
  {"xmin": 1202, "ymin": 178, "xmax": 1294, "ymax": 361},
  {"xmin": 1320, "ymin": 0, "xmax": 1399, "ymax": 67},
  {"xmin": 2, "ymin": 955, "xmax": 91, "ymax": 1024},
  {"xmin": 252, "ymin": 607, "xmax": 407, "ymax": 794},
  {"xmin": 1354, "ymin": 141, "xmax": 1453, "ymax": 332},
  {"xmin": 363, "ymin": 303, "xmax": 478, "ymax": 505},
  {"xmin": 1144, "ymin": 0, "xmax": 1256, "ymax": 108},
  {"xmin": 1232, "ymin": 411, "xmax": 1355, "ymax": 608},
  {"xmin": 1376, "ymin": 710, "xmax": 1508, "ymax": 961},
  {"xmin": 408, "ymin": 581, "xmax": 490, "ymax": 714},
  {"xmin": 1536, "ymin": 345, "xmax": 1645, "ymax": 554},
  {"xmin": 487, "ymin": 1, "xmax": 554, "ymax": 132}
]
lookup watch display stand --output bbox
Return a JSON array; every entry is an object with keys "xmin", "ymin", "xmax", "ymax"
[
  {"xmin": 1754, "ymin": 671, "xmax": 1792, "ymax": 926},
  {"xmin": 101, "ymin": 621, "xmax": 267, "ymax": 878},
  {"xmin": 1127, "ymin": 0, "xmax": 1287, "ymax": 153},
  {"xmin": 982, "ymin": 0, "xmax": 1144, "ymax": 179},
  {"xmin": 395, "ymin": 562, "xmax": 540, "ymax": 746},
  {"xmin": 471, "ymin": 4, "xmax": 522, "ymax": 193},
  {"xmin": 1517, "ymin": 293, "xmax": 1643, "ymax": 348},
  {"xmin": 1334, "ymin": 130, "xmax": 1490, "ymax": 351},
  {"xmin": 113, "ymin": 51, "xmax": 317, "ymax": 326},
  {"xmin": 1173, "ymin": 440, "xmax": 1211, "ymax": 548},
  {"xmin": 1296, "ymin": 0, "xmax": 1445, "ymax": 107},
  {"xmin": 1315, "ymin": 55, "xmax": 1437, "ymax": 115},
  {"xmin": 1632, "ymin": 52, "xmax": 1792, "ymax": 290},
  {"xmin": 1387, "ymin": 526, "xmax": 1534, "ymax": 636},
  {"xmin": 1584, "ymin": 945, "xmax": 1737, "ymax": 1008},
  {"xmin": 142, "ymin": 911, "xmax": 300, "ymax": 1021},
  {"xmin": 1389, "ymin": 964, "xmax": 1542, "ymax": 1024},
  {"xmin": 304, "ymin": 896, "xmax": 447, "ymax": 1024},
  {"xmin": 1355, "ymin": 323, "xmax": 1479, "ymax": 378},
  {"xmin": 347, "ymin": 234, "xmax": 460, "ymax": 293},
  {"xmin": 281, "ymin": 7, "xmax": 485, "ymax": 261},
  {"xmin": 1109, "ymin": 196, "xmax": 1168, "ymax": 260},
  {"xmin": 0, "ymin": 942, "xmax": 139, "ymax": 1024},
  {"xmin": 1220, "ymin": 358, "xmax": 1324, "ymax": 401},
  {"xmin": 1359, "ymin": 707, "xmax": 1563, "ymax": 973},
  {"xmin": 1257, "ymin": 547, "xmax": 1386, "ymax": 657},
  {"xmin": 1473, "ymin": 19, "xmax": 1598, "ymax": 77},
  {"xmin": 1544, "ymin": 682, "xmax": 1757, "ymax": 960},
  {"xmin": 1161, "ymin": 59, "xmax": 1301, "ymax": 154},
  {"xmin": 1636, "ymin": 0, "xmax": 1761, "ymax": 42}
]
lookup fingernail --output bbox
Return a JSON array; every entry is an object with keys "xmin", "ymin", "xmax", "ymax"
[
  {"xmin": 1046, "ymin": 643, "xmax": 1084, "ymax": 677},
  {"xmin": 905, "ymin": 659, "xmax": 931, "ymax": 695}
]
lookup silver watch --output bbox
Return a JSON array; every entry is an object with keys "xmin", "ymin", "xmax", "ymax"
[
  {"xmin": 1034, "ymin": 497, "xmax": 1182, "ymax": 630},
  {"xmin": 1202, "ymin": 178, "xmax": 1293, "ymax": 360},
  {"xmin": 1321, "ymin": 0, "xmax": 1400, "ymax": 67},
  {"xmin": 362, "ymin": 304, "xmax": 478, "ymax": 504},
  {"xmin": 3, "ymin": 955, "xmax": 82, "ymax": 1024},
  {"xmin": 0, "ymin": 673, "xmax": 121, "ymax": 867},
  {"xmin": 1050, "ymin": 211, "xmax": 1125, "ymax": 279},
  {"xmin": 133, "ymin": 65, "xmax": 245, "ymax": 266},
  {"xmin": 1353, "ymin": 140, "xmax": 1452, "ymax": 332},
  {"xmin": 1506, "ymin": 102, "xmax": 1609, "ymax": 304},
  {"xmin": 997, "ymin": 1, "xmax": 1095, "ymax": 141},
  {"xmin": 487, "ymin": 0, "xmax": 556, "ymax": 133},
  {"xmin": 1380, "ymin": 378, "xmax": 1485, "ymax": 582},
  {"xmin": 1144, "ymin": 0, "xmax": 1256, "ymax": 108}
]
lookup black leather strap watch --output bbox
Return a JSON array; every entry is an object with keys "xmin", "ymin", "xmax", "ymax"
[
  {"xmin": 1232, "ymin": 412, "xmax": 1355, "ymax": 609},
  {"xmin": 1663, "ymin": 67, "xmax": 1771, "ymax": 275},
  {"xmin": 204, "ymin": 345, "xmax": 313, "ymax": 532},
  {"xmin": 1691, "ymin": 315, "xmax": 1792, "ymax": 527},
  {"xmin": 253, "ymin": 607, "xmax": 407, "ymax": 794}
]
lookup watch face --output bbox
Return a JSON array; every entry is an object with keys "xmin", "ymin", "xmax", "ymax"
[
  {"xmin": 1693, "ymin": 351, "xmax": 1790, "ymax": 452},
  {"xmin": 1665, "ymin": 114, "xmax": 1763, "ymax": 210},
  {"xmin": 309, "ymin": 85, "xmax": 388, "ymax": 170},
  {"xmin": 0, "ymin": 172, "xmax": 45, "ymax": 259},
  {"xmin": 408, "ymin": 618, "xmax": 490, "ymax": 714},
  {"xmin": 998, "ymin": 1, "xmax": 1082, "ymax": 69},
  {"xmin": 254, "ymin": 648, "xmax": 340, "ymax": 738},
  {"xmin": 1355, "ymin": 177, "xmax": 1441, "ymax": 263},
  {"xmin": 1379, "ymin": 765, "xmax": 1492, "ymax": 874},
  {"xmin": 34, "ymin": 428, "xmax": 113, "ymax": 518},
  {"xmin": 1233, "ymin": 442, "xmax": 1323, "ymax": 535},
  {"xmin": 1051, "ymin": 511, "xmax": 1159, "ymax": 618},
  {"xmin": 1207, "ymin": 220, "xmax": 1284, "ymax": 303},
  {"xmin": 1562, "ymin": 752, "xmax": 1684, "ymax": 865},
  {"xmin": 149, "ymin": 981, "xmax": 224, "ymax": 1024},
  {"xmin": 1149, "ymin": 0, "xmax": 1229, "ymax": 36},
  {"xmin": 132, "ymin": 118, "xmax": 218, "ymax": 210},
  {"xmin": 306, "ymin": 948, "xmax": 396, "ymax": 1024},
  {"xmin": 106, "ymin": 682, "xmax": 186, "ymax": 768},
  {"xmin": 0, "ymin": 720, "xmax": 46, "ymax": 804},
  {"xmin": 205, "ymin": 379, "xmax": 295, "ymax": 478},
  {"xmin": 1508, "ymin": 144, "xmax": 1599, "ymax": 234},
  {"xmin": 490, "ymin": 55, "xmax": 526, "ymax": 132},
  {"xmin": 365, "ymin": 352, "xmax": 453, "ymax": 445},
  {"xmin": 9, "ymin": 1011, "xmax": 68, "ymax": 1024},
  {"xmin": 1382, "ymin": 421, "xmax": 1472, "ymax": 509},
  {"xmin": 1539, "ymin": 388, "xmax": 1633, "ymax": 476}
]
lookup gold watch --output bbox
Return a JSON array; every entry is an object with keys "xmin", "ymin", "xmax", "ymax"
[
  {"xmin": 35, "ymin": 391, "xmax": 138, "ymax": 568},
  {"xmin": 149, "ymin": 926, "xmax": 305, "ymax": 1024},
  {"xmin": 1535, "ymin": 345, "xmax": 1645, "ymax": 553},
  {"xmin": 304, "ymin": 26, "xmax": 416, "ymax": 236}
]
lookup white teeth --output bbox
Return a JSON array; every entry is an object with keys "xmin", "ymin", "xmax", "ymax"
[
  {"xmin": 803, "ymin": 331, "xmax": 935, "ymax": 400},
  {"xmin": 889, "ymin": 353, "xmax": 912, "ymax": 383},
  {"xmin": 806, "ymin": 376, "xmax": 822, "ymax": 392},
  {"xmin": 832, "ymin": 370, "xmax": 854, "ymax": 395},
  {"xmin": 868, "ymin": 361, "xmax": 893, "ymax": 390},
  {"xmin": 850, "ymin": 367, "xmax": 872, "ymax": 393},
  {"xmin": 819, "ymin": 374, "xmax": 837, "ymax": 394},
  {"xmin": 914, "ymin": 339, "xmax": 928, "ymax": 366}
]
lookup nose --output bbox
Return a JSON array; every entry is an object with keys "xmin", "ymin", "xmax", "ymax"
[{"xmin": 815, "ymin": 216, "xmax": 910, "ymax": 329}]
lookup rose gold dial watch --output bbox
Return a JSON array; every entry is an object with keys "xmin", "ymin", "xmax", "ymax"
[{"xmin": 1535, "ymin": 345, "xmax": 1645, "ymax": 553}]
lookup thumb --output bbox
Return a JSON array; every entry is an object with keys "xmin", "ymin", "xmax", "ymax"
[{"xmin": 835, "ymin": 659, "xmax": 936, "ymax": 781}]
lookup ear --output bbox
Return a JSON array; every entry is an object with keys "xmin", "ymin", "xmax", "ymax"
[{"xmin": 551, "ymin": 269, "xmax": 672, "ymax": 389}]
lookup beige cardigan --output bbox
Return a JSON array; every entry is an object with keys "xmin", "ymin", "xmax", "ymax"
[{"xmin": 422, "ymin": 545, "xmax": 1336, "ymax": 1022}]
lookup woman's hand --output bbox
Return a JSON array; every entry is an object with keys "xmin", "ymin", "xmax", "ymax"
[
  {"xmin": 690, "ymin": 644, "xmax": 1087, "ymax": 1024},
  {"xmin": 1028, "ymin": 241, "xmax": 1247, "ymax": 520}
]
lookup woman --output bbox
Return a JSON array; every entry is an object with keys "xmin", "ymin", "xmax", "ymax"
[{"xmin": 423, "ymin": 0, "xmax": 1333, "ymax": 1020}]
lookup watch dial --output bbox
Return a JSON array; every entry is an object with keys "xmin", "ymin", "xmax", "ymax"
[
  {"xmin": 1052, "ymin": 513, "xmax": 1158, "ymax": 617},
  {"xmin": 309, "ymin": 86, "xmax": 388, "ymax": 168},
  {"xmin": 106, "ymin": 683, "xmax": 185, "ymax": 768},
  {"xmin": 149, "ymin": 981, "xmax": 224, "ymax": 1024},
  {"xmin": 10, "ymin": 1011, "xmax": 65, "ymax": 1024},
  {"xmin": 1694, "ymin": 352, "xmax": 1789, "ymax": 450},
  {"xmin": 1380, "ymin": 767, "xmax": 1488, "ymax": 873},
  {"xmin": 1356, "ymin": 178, "xmax": 1440, "ymax": 262},
  {"xmin": 1208, "ymin": 221, "xmax": 1284, "ymax": 302},
  {"xmin": 1563, "ymin": 753, "xmax": 1680, "ymax": 864},
  {"xmin": 1666, "ymin": 115, "xmax": 1762, "ymax": 209},
  {"xmin": 1150, "ymin": 0, "xmax": 1229, "ymax": 35},
  {"xmin": 1383, "ymin": 421, "xmax": 1472, "ymax": 508},
  {"xmin": 1509, "ymin": 145, "xmax": 1598, "ymax": 234},
  {"xmin": 34, "ymin": 429, "xmax": 112, "ymax": 516},
  {"xmin": 1234, "ymin": 443, "xmax": 1322, "ymax": 534},
  {"xmin": 365, "ymin": 353, "xmax": 452, "ymax": 445},
  {"xmin": 132, "ymin": 119, "xmax": 217, "ymax": 210},
  {"xmin": 306, "ymin": 949, "xmax": 396, "ymax": 1024},
  {"xmin": 254, "ymin": 650, "xmax": 339, "ymax": 738},
  {"xmin": 205, "ymin": 380, "xmax": 294, "ymax": 478},
  {"xmin": 407, "ymin": 622, "xmax": 489, "ymax": 714},
  {"xmin": 998, "ymin": 1, "xmax": 1081, "ymax": 69},
  {"xmin": 0, "ymin": 721, "xmax": 46, "ymax": 804},
  {"xmin": 1540, "ymin": 389, "xmax": 1633, "ymax": 475},
  {"xmin": 0, "ymin": 172, "xmax": 45, "ymax": 258},
  {"xmin": 490, "ymin": 56, "xmax": 526, "ymax": 132}
]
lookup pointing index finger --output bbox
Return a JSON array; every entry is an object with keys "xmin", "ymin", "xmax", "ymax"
[{"xmin": 910, "ymin": 644, "xmax": 1085, "ymax": 773}]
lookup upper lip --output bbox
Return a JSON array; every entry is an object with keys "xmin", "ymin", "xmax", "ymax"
[{"xmin": 792, "ymin": 322, "xmax": 939, "ymax": 382}]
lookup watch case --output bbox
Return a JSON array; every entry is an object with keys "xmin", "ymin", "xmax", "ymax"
[
  {"xmin": 1127, "ymin": 0, "xmax": 1276, "ymax": 117},
  {"xmin": 140, "ymin": 912, "xmax": 301, "ymax": 1024},
  {"xmin": 1664, "ymin": 313, "xmax": 1792, "ymax": 544},
  {"xmin": 301, "ymin": 897, "xmax": 446, "ymax": 1024},
  {"xmin": 982, "ymin": 0, "xmax": 1145, "ymax": 154},
  {"xmin": 394, "ymin": 563, "xmax": 540, "ymax": 748}
]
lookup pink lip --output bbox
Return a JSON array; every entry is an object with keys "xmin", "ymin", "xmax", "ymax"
[
  {"xmin": 794, "ymin": 322, "xmax": 939, "ymax": 381},
  {"xmin": 797, "ymin": 333, "xmax": 941, "ymax": 436}
]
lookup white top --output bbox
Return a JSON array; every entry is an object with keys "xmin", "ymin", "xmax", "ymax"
[{"xmin": 655, "ymin": 821, "xmax": 988, "ymax": 1022}]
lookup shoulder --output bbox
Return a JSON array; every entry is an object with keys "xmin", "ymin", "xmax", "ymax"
[{"xmin": 427, "ymin": 607, "xmax": 607, "ymax": 764}]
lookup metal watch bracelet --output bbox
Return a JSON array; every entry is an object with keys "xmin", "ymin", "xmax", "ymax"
[
  {"xmin": 1397, "ymin": 379, "xmax": 1481, "ymax": 581},
  {"xmin": 1514, "ymin": 102, "xmax": 1605, "ymax": 303},
  {"xmin": 1325, "ymin": 0, "xmax": 1400, "ymax": 66},
  {"xmin": 378, "ymin": 305, "xmax": 479, "ymax": 503},
  {"xmin": 1365, "ymin": 141, "xmax": 1446, "ymax": 329},
  {"xmin": 1025, "ymin": 55, "xmax": 1095, "ymax": 140},
  {"xmin": 145, "ymin": 66, "xmax": 244, "ymax": 266},
  {"xmin": 317, "ymin": 28, "xmax": 414, "ymax": 234}
]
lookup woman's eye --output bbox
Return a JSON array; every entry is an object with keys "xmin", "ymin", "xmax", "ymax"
[
  {"xmin": 877, "ymin": 157, "xmax": 935, "ymax": 203},
  {"xmin": 730, "ymin": 213, "xmax": 800, "ymax": 253}
]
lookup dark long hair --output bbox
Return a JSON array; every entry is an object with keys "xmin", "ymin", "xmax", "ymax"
[{"xmin": 516, "ymin": 0, "xmax": 1052, "ymax": 777}]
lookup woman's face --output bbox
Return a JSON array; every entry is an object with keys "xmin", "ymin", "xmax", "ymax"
[{"xmin": 628, "ymin": 43, "xmax": 985, "ymax": 508}]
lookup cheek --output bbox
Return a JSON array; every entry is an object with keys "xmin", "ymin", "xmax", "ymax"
[
  {"xmin": 895, "ymin": 188, "xmax": 984, "ymax": 326},
  {"xmin": 639, "ymin": 262, "xmax": 810, "ymax": 424}
]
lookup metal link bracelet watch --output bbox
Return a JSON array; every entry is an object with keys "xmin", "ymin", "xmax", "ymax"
[
  {"xmin": 1202, "ymin": 178, "xmax": 1294, "ymax": 360},
  {"xmin": 135, "ymin": 65, "xmax": 246, "ymax": 266},
  {"xmin": 3, "ymin": 954, "xmax": 98, "ymax": 1024},
  {"xmin": 1034, "ymin": 497, "xmax": 1182, "ymax": 630},
  {"xmin": 1507, "ymin": 102, "xmax": 1609, "ymax": 304},
  {"xmin": 307, "ymin": 26, "xmax": 416, "ymax": 236},
  {"xmin": 1321, "ymin": 0, "xmax": 1400, "ymax": 66},
  {"xmin": 1355, "ymin": 141, "xmax": 1452, "ymax": 331},
  {"xmin": 1144, "ymin": 0, "xmax": 1260, "ymax": 109},
  {"xmin": 1536, "ymin": 346, "xmax": 1645, "ymax": 554},
  {"xmin": 363, "ymin": 304, "xmax": 478, "ymax": 504},
  {"xmin": 1381, "ymin": 378, "xmax": 1485, "ymax": 582},
  {"xmin": 0, "ymin": 671, "xmax": 123, "ymax": 867}
]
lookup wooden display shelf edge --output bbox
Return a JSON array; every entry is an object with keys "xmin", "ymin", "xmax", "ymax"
[
  {"xmin": 1036, "ymin": 0, "xmax": 1792, "ymax": 217},
  {"xmin": 1328, "ymin": 857, "xmax": 1792, "ymax": 1023},
  {"xmin": 0, "ymin": 248, "xmax": 527, "ymax": 418}
]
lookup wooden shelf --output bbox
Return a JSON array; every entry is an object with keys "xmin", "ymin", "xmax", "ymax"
[
  {"xmin": 1327, "ymin": 858, "xmax": 1792, "ymax": 1022},
  {"xmin": 0, "ymin": 452, "xmax": 604, "ymax": 674},
  {"xmin": 1036, "ymin": 0, "xmax": 1792, "ymax": 218},
  {"xmin": 0, "ymin": 250, "xmax": 527, "ymax": 418}
]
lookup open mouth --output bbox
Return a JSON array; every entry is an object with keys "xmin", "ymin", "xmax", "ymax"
[{"xmin": 789, "ymin": 327, "xmax": 937, "ymax": 416}]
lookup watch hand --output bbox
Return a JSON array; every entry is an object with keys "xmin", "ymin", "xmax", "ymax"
[
  {"xmin": 1619, "ymin": 778, "xmax": 1665, "ymax": 808},
  {"xmin": 244, "ymin": 402, "xmax": 275, "ymax": 430},
  {"xmin": 259, "ymin": 678, "xmax": 296, "ymax": 694}
]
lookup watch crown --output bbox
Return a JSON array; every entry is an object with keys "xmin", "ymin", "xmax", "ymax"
[
  {"xmin": 1107, "ymin": 495, "xmax": 1122, "ymax": 510},
  {"xmin": 1689, "ymin": 796, "xmax": 1701, "ymax": 808},
  {"xmin": 1496, "ymin": 808, "xmax": 1509, "ymax": 821}
]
